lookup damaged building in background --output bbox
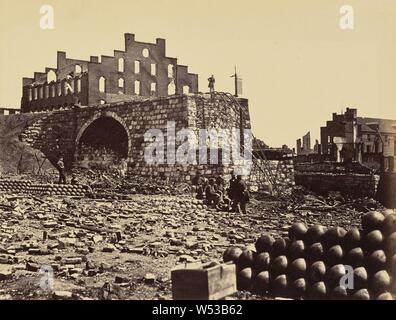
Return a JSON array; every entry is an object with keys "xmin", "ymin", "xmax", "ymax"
[
  {"xmin": 320, "ymin": 108, "xmax": 396, "ymax": 171},
  {"xmin": 21, "ymin": 33, "xmax": 199, "ymax": 113},
  {"xmin": 296, "ymin": 131, "xmax": 318, "ymax": 156},
  {"xmin": 294, "ymin": 108, "xmax": 396, "ymax": 206}
]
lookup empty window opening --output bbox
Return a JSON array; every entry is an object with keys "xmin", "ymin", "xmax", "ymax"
[
  {"xmin": 99, "ymin": 76, "xmax": 106, "ymax": 93},
  {"xmin": 47, "ymin": 70, "xmax": 57, "ymax": 83},
  {"xmin": 118, "ymin": 58, "xmax": 124, "ymax": 72},
  {"xmin": 168, "ymin": 64, "xmax": 174, "ymax": 78},
  {"xmin": 183, "ymin": 85, "xmax": 190, "ymax": 94},
  {"xmin": 76, "ymin": 79, "xmax": 81, "ymax": 93},
  {"xmin": 39, "ymin": 86, "xmax": 43, "ymax": 99},
  {"xmin": 50, "ymin": 85, "xmax": 55, "ymax": 97},
  {"xmin": 28, "ymin": 88, "xmax": 32, "ymax": 101},
  {"xmin": 75, "ymin": 65, "xmax": 82, "ymax": 74},
  {"xmin": 134, "ymin": 80, "xmax": 140, "ymax": 95},
  {"xmin": 168, "ymin": 81, "xmax": 176, "ymax": 95},
  {"xmin": 44, "ymin": 85, "xmax": 49, "ymax": 98},
  {"xmin": 150, "ymin": 82, "xmax": 157, "ymax": 95},
  {"xmin": 134, "ymin": 60, "xmax": 140, "ymax": 74},
  {"xmin": 142, "ymin": 48, "xmax": 149, "ymax": 58},
  {"xmin": 118, "ymin": 78, "xmax": 125, "ymax": 94},
  {"xmin": 57, "ymin": 83, "xmax": 62, "ymax": 96},
  {"xmin": 151, "ymin": 63, "xmax": 156, "ymax": 76}
]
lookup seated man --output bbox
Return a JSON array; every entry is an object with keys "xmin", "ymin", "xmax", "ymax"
[{"xmin": 205, "ymin": 178, "xmax": 221, "ymax": 207}]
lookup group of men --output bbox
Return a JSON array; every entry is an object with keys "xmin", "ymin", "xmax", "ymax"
[{"xmin": 193, "ymin": 171, "xmax": 249, "ymax": 214}]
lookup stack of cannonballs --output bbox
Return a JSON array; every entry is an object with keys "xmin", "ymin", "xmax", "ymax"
[
  {"xmin": 27, "ymin": 184, "xmax": 88, "ymax": 197},
  {"xmin": 0, "ymin": 179, "xmax": 32, "ymax": 193},
  {"xmin": 223, "ymin": 210, "xmax": 396, "ymax": 300}
]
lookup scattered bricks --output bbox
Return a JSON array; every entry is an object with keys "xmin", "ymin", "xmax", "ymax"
[
  {"xmin": 28, "ymin": 248, "xmax": 40, "ymax": 255},
  {"xmin": 43, "ymin": 221, "xmax": 58, "ymax": 228},
  {"xmin": 58, "ymin": 238, "xmax": 77, "ymax": 249},
  {"xmin": 179, "ymin": 255, "xmax": 196, "ymax": 263},
  {"xmin": 63, "ymin": 257, "xmax": 82, "ymax": 265},
  {"xmin": 69, "ymin": 268, "xmax": 84, "ymax": 275}
]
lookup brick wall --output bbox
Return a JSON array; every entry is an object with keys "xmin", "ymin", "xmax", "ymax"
[{"xmin": 294, "ymin": 172, "xmax": 380, "ymax": 197}]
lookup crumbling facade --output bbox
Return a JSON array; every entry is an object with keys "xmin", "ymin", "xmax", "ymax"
[
  {"xmin": 320, "ymin": 108, "xmax": 396, "ymax": 162},
  {"xmin": 21, "ymin": 34, "xmax": 198, "ymax": 113},
  {"xmin": 296, "ymin": 131, "xmax": 317, "ymax": 156}
]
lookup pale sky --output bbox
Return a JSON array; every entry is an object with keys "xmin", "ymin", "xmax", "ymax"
[{"xmin": 0, "ymin": 0, "xmax": 395, "ymax": 148}]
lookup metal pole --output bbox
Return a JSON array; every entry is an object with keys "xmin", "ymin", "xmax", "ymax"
[{"xmin": 234, "ymin": 66, "xmax": 238, "ymax": 97}]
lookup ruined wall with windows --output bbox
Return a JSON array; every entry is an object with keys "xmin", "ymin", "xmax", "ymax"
[{"xmin": 21, "ymin": 33, "xmax": 198, "ymax": 113}]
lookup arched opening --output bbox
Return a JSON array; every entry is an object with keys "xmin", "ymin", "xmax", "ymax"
[
  {"xmin": 47, "ymin": 70, "xmax": 57, "ymax": 83},
  {"xmin": 118, "ymin": 58, "xmax": 124, "ymax": 72},
  {"xmin": 99, "ymin": 76, "xmax": 106, "ymax": 93},
  {"xmin": 76, "ymin": 117, "xmax": 129, "ymax": 169},
  {"xmin": 168, "ymin": 81, "xmax": 176, "ymax": 95},
  {"xmin": 75, "ymin": 65, "xmax": 82, "ymax": 74},
  {"xmin": 168, "ymin": 64, "xmax": 174, "ymax": 78}
]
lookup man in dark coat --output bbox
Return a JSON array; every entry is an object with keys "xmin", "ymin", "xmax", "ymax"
[
  {"xmin": 232, "ymin": 175, "xmax": 249, "ymax": 214},
  {"xmin": 57, "ymin": 156, "xmax": 67, "ymax": 184}
]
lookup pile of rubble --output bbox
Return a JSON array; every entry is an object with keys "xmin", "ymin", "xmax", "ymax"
[{"xmin": 0, "ymin": 180, "xmax": 392, "ymax": 300}]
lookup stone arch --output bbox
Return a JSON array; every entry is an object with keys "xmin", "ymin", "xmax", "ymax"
[{"xmin": 75, "ymin": 111, "xmax": 131, "ymax": 159}]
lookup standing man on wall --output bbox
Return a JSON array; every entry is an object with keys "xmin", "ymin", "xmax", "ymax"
[
  {"xmin": 57, "ymin": 156, "xmax": 67, "ymax": 184},
  {"xmin": 208, "ymin": 75, "xmax": 215, "ymax": 94}
]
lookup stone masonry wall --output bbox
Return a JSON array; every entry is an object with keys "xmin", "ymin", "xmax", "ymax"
[
  {"xmin": 294, "ymin": 172, "xmax": 380, "ymax": 197},
  {"xmin": 248, "ymin": 159, "xmax": 295, "ymax": 194},
  {"xmin": 17, "ymin": 94, "xmax": 252, "ymax": 182}
]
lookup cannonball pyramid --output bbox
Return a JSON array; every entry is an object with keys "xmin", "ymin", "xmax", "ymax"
[
  {"xmin": 0, "ymin": 179, "xmax": 88, "ymax": 197},
  {"xmin": 223, "ymin": 209, "xmax": 396, "ymax": 300}
]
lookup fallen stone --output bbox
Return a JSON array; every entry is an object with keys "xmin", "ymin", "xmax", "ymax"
[
  {"xmin": 102, "ymin": 244, "xmax": 117, "ymax": 253},
  {"xmin": 115, "ymin": 275, "xmax": 130, "ymax": 284},
  {"xmin": 53, "ymin": 291, "xmax": 73, "ymax": 299},
  {"xmin": 144, "ymin": 273, "xmax": 156, "ymax": 284},
  {"xmin": 0, "ymin": 265, "xmax": 12, "ymax": 280},
  {"xmin": 26, "ymin": 262, "xmax": 40, "ymax": 272},
  {"xmin": 92, "ymin": 235, "xmax": 103, "ymax": 243}
]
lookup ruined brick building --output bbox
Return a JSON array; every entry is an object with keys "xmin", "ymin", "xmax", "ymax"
[
  {"xmin": 0, "ymin": 33, "xmax": 295, "ymax": 194},
  {"xmin": 319, "ymin": 108, "xmax": 396, "ymax": 170},
  {"xmin": 296, "ymin": 131, "xmax": 318, "ymax": 156},
  {"xmin": 21, "ymin": 33, "xmax": 198, "ymax": 113}
]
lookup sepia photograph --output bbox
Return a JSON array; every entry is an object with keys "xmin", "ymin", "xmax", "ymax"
[{"xmin": 0, "ymin": 0, "xmax": 395, "ymax": 312}]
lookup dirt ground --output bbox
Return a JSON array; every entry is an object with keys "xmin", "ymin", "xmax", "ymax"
[{"xmin": 0, "ymin": 184, "xmax": 383, "ymax": 300}]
